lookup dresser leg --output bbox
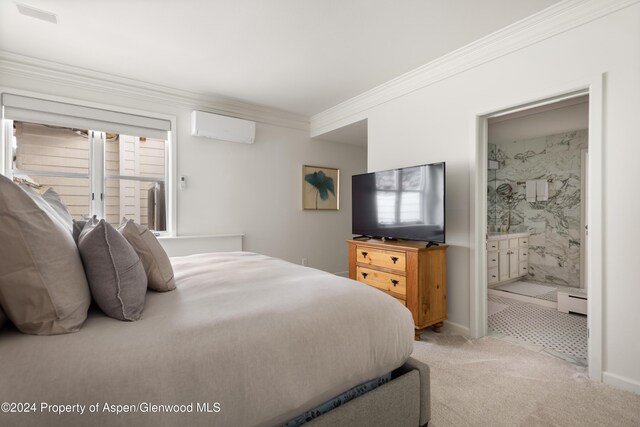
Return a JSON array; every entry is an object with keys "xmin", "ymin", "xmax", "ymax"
[
  {"xmin": 414, "ymin": 329, "xmax": 422, "ymax": 341},
  {"xmin": 432, "ymin": 322, "xmax": 444, "ymax": 333}
]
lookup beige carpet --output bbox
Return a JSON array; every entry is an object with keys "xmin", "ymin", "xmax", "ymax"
[{"xmin": 410, "ymin": 331, "xmax": 640, "ymax": 426}]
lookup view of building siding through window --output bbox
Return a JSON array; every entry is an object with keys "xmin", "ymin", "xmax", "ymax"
[
  {"xmin": 14, "ymin": 122, "xmax": 90, "ymax": 219},
  {"xmin": 105, "ymin": 136, "xmax": 166, "ymax": 230},
  {"xmin": 13, "ymin": 122, "xmax": 166, "ymax": 230}
]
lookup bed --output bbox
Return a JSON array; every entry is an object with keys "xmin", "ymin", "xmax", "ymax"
[{"xmin": 0, "ymin": 252, "xmax": 430, "ymax": 426}]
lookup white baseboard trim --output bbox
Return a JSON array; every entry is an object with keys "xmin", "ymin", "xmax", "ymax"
[
  {"xmin": 333, "ymin": 271, "xmax": 349, "ymax": 277},
  {"xmin": 444, "ymin": 320, "xmax": 470, "ymax": 337},
  {"xmin": 603, "ymin": 371, "xmax": 640, "ymax": 395}
]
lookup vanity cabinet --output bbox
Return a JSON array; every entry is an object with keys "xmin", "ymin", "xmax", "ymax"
[{"xmin": 487, "ymin": 233, "xmax": 529, "ymax": 285}]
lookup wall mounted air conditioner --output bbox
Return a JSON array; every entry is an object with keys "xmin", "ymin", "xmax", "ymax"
[{"xmin": 191, "ymin": 111, "xmax": 256, "ymax": 144}]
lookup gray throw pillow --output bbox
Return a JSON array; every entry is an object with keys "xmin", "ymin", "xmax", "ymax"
[
  {"xmin": 0, "ymin": 174, "xmax": 91, "ymax": 335},
  {"xmin": 72, "ymin": 219, "xmax": 88, "ymax": 244},
  {"xmin": 78, "ymin": 219, "xmax": 147, "ymax": 321},
  {"xmin": 119, "ymin": 218, "xmax": 176, "ymax": 292}
]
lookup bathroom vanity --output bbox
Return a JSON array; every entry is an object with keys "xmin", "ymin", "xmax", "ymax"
[{"xmin": 487, "ymin": 232, "xmax": 530, "ymax": 284}]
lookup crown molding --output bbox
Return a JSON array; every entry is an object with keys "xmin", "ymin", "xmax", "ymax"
[
  {"xmin": 0, "ymin": 50, "xmax": 309, "ymax": 131},
  {"xmin": 310, "ymin": 0, "xmax": 639, "ymax": 137}
]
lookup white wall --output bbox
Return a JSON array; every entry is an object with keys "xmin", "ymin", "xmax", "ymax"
[
  {"xmin": 0, "ymin": 77, "xmax": 366, "ymax": 275},
  {"xmin": 357, "ymin": 6, "xmax": 639, "ymax": 388},
  {"xmin": 176, "ymin": 119, "xmax": 365, "ymax": 274}
]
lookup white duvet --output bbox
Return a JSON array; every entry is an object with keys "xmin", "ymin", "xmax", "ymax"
[{"xmin": 0, "ymin": 252, "xmax": 414, "ymax": 427}]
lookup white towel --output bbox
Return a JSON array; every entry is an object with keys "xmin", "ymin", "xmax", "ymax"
[
  {"xmin": 537, "ymin": 179, "xmax": 548, "ymax": 201},
  {"xmin": 526, "ymin": 180, "xmax": 536, "ymax": 202}
]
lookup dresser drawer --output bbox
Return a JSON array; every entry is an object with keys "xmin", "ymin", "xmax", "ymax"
[
  {"xmin": 356, "ymin": 266, "xmax": 407, "ymax": 297},
  {"xmin": 356, "ymin": 246, "xmax": 406, "ymax": 271},
  {"xmin": 487, "ymin": 251, "xmax": 498, "ymax": 268},
  {"xmin": 486, "ymin": 241, "xmax": 498, "ymax": 251},
  {"xmin": 519, "ymin": 237, "xmax": 529, "ymax": 247}
]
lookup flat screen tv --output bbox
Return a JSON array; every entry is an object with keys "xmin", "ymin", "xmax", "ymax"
[{"xmin": 352, "ymin": 162, "xmax": 445, "ymax": 243}]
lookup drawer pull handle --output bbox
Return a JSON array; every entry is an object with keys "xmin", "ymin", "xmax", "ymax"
[
  {"xmin": 492, "ymin": 275, "xmax": 497, "ymax": 278},
  {"xmin": 390, "ymin": 256, "xmax": 399, "ymax": 264},
  {"xmin": 361, "ymin": 272, "xmax": 368, "ymax": 279},
  {"xmin": 361, "ymin": 251, "xmax": 368, "ymax": 258},
  {"xmin": 390, "ymin": 279, "xmax": 399, "ymax": 286},
  {"xmin": 492, "ymin": 259, "xmax": 496, "ymax": 262}
]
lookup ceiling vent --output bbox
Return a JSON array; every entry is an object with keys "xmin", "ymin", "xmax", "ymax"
[
  {"xmin": 16, "ymin": 3, "xmax": 58, "ymax": 24},
  {"xmin": 191, "ymin": 111, "xmax": 256, "ymax": 144}
]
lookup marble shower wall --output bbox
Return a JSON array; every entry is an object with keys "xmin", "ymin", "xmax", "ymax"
[{"xmin": 487, "ymin": 129, "xmax": 588, "ymax": 288}]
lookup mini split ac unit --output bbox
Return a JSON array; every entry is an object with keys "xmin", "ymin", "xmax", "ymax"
[{"xmin": 191, "ymin": 111, "xmax": 256, "ymax": 144}]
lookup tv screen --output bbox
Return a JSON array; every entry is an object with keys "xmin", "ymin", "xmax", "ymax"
[{"xmin": 352, "ymin": 162, "xmax": 445, "ymax": 243}]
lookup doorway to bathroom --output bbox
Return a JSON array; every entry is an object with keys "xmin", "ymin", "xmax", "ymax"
[{"xmin": 484, "ymin": 94, "xmax": 590, "ymax": 366}]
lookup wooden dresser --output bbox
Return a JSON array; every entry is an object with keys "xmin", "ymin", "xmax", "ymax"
[{"xmin": 347, "ymin": 239, "xmax": 447, "ymax": 340}]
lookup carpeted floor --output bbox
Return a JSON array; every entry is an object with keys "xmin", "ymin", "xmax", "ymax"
[{"xmin": 410, "ymin": 330, "xmax": 640, "ymax": 426}]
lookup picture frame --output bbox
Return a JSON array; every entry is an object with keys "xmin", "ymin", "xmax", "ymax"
[{"xmin": 302, "ymin": 165, "xmax": 339, "ymax": 210}]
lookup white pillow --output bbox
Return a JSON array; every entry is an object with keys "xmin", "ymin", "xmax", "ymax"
[{"xmin": 0, "ymin": 175, "xmax": 91, "ymax": 335}]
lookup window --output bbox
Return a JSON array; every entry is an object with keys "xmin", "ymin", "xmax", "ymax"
[
  {"xmin": 104, "ymin": 135, "xmax": 167, "ymax": 231},
  {"xmin": 2, "ymin": 94, "xmax": 172, "ymax": 233}
]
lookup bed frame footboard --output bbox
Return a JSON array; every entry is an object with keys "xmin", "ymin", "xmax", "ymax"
[{"xmin": 305, "ymin": 357, "xmax": 430, "ymax": 427}]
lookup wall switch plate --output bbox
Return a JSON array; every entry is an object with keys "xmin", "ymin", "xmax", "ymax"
[
  {"xmin": 302, "ymin": 258, "xmax": 308, "ymax": 266},
  {"xmin": 179, "ymin": 175, "xmax": 187, "ymax": 190}
]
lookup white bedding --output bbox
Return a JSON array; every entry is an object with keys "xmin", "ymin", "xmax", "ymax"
[{"xmin": 0, "ymin": 252, "xmax": 414, "ymax": 427}]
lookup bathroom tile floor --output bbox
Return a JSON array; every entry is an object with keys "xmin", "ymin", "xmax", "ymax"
[{"xmin": 488, "ymin": 294, "xmax": 587, "ymax": 366}]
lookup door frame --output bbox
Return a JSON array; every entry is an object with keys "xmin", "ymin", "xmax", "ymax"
[
  {"xmin": 469, "ymin": 74, "xmax": 604, "ymax": 382},
  {"xmin": 581, "ymin": 149, "xmax": 589, "ymax": 289}
]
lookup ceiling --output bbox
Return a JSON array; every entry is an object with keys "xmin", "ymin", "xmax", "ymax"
[{"xmin": 0, "ymin": 0, "xmax": 560, "ymax": 117}]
